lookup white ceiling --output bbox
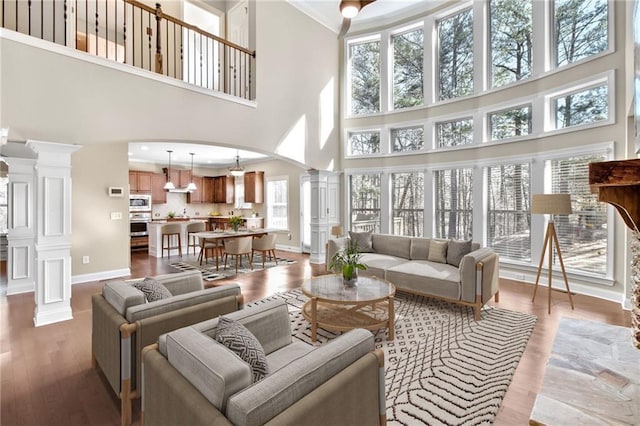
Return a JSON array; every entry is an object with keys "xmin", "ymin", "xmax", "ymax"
[{"xmin": 128, "ymin": 143, "xmax": 268, "ymax": 169}]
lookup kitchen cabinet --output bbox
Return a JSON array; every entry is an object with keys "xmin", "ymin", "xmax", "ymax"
[
  {"xmin": 187, "ymin": 176, "xmax": 204, "ymax": 203},
  {"xmin": 202, "ymin": 177, "xmax": 214, "ymax": 203},
  {"xmin": 244, "ymin": 171, "xmax": 264, "ymax": 203},
  {"xmin": 207, "ymin": 216, "xmax": 264, "ymax": 230},
  {"xmin": 213, "ymin": 176, "xmax": 234, "ymax": 204},
  {"xmin": 129, "ymin": 171, "xmax": 152, "ymax": 193},
  {"xmin": 151, "ymin": 173, "xmax": 167, "ymax": 204},
  {"xmin": 179, "ymin": 169, "xmax": 192, "ymax": 188}
]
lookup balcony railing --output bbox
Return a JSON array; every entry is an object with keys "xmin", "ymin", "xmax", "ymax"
[{"xmin": 1, "ymin": 0, "xmax": 256, "ymax": 100}]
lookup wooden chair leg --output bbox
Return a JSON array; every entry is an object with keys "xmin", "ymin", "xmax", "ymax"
[
  {"xmin": 272, "ymin": 249, "xmax": 277, "ymax": 264},
  {"xmin": 494, "ymin": 291, "xmax": 500, "ymax": 303},
  {"xmin": 248, "ymin": 253, "xmax": 253, "ymax": 270}
]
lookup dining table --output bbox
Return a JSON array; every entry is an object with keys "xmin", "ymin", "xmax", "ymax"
[{"xmin": 193, "ymin": 229, "xmax": 278, "ymax": 269}]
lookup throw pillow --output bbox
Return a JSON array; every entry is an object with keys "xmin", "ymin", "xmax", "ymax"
[
  {"xmin": 215, "ymin": 317, "xmax": 269, "ymax": 382},
  {"xmin": 447, "ymin": 239, "xmax": 472, "ymax": 267},
  {"xmin": 349, "ymin": 230, "xmax": 373, "ymax": 253},
  {"xmin": 427, "ymin": 240, "xmax": 448, "ymax": 264},
  {"xmin": 133, "ymin": 277, "xmax": 172, "ymax": 302}
]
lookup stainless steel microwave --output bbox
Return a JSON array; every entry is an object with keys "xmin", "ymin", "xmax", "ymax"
[{"xmin": 129, "ymin": 194, "xmax": 152, "ymax": 211}]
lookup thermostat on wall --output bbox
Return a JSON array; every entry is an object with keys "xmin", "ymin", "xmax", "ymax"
[{"xmin": 108, "ymin": 187, "xmax": 124, "ymax": 197}]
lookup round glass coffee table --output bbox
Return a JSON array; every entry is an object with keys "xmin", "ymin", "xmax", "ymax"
[{"xmin": 301, "ymin": 274, "xmax": 396, "ymax": 341}]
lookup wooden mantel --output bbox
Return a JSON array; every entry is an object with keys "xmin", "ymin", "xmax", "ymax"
[{"xmin": 589, "ymin": 159, "xmax": 640, "ymax": 232}]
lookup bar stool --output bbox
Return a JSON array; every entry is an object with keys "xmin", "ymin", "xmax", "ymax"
[
  {"xmin": 186, "ymin": 222, "xmax": 206, "ymax": 256},
  {"xmin": 161, "ymin": 223, "xmax": 182, "ymax": 259}
]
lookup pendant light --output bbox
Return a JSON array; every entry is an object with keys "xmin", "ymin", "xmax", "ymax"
[
  {"xmin": 229, "ymin": 151, "xmax": 245, "ymax": 177},
  {"xmin": 186, "ymin": 152, "xmax": 197, "ymax": 192},
  {"xmin": 163, "ymin": 150, "xmax": 175, "ymax": 190}
]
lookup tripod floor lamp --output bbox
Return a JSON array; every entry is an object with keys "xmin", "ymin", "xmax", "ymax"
[{"xmin": 531, "ymin": 194, "xmax": 575, "ymax": 314}]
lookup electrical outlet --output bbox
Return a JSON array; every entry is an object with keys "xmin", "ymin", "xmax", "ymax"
[
  {"xmin": 110, "ymin": 211, "xmax": 122, "ymax": 220},
  {"xmin": 82, "ymin": 256, "xmax": 90, "ymax": 264},
  {"xmin": 287, "ymin": 233, "xmax": 291, "ymax": 240}
]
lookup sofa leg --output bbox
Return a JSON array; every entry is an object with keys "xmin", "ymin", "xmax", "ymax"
[
  {"xmin": 494, "ymin": 291, "xmax": 500, "ymax": 303},
  {"xmin": 121, "ymin": 378, "xmax": 132, "ymax": 426},
  {"xmin": 474, "ymin": 295, "xmax": 482, "ymax": 321}
]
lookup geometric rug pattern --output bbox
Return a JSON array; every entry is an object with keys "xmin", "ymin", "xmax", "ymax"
[
  {"xmin": 169, "ymin": 254, "xmax": 296, "ymax": 281},
  {"xmin": 248, "ymin": 288, "xmax": 537, "ymax": 425}
]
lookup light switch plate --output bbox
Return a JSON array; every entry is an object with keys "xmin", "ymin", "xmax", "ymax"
[{"xmin": 111, "ymin": 212, "xmax": 123, "ymax": 220}]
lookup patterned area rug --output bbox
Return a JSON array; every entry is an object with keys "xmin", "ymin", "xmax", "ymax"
[
  {"xmin": 169, "ymin": 254, "xmax": 296, "ymax": 281},
  {"xmin": 248, "ymin": 289, "xmax": 537, "ymax": 425}
]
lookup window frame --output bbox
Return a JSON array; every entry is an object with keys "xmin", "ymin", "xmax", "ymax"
[
  {"xmin": 436, "ymin": 6, "xmax": 475, "ymax": 102},
  {"xmin": 346, "ymin": 34, "xmax": 382, "ymax": 117},
  {"xmin": 265, "ymin": 176, "xmax": 289, "ymax": 231},
  {"xmin": 487, "ymin": 103, "xmax": 533, "ymax": 142},
  {"xmin": 391, "ymin": 23, "xmax": 425, "ymax": 110}
]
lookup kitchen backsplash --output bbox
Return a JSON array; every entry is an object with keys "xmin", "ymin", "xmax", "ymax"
[{"xmin": 151, "ymin": 192, "xmax": 263, "ymax": 219}]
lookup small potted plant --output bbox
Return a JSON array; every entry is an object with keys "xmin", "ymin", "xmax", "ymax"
[
  {"xmin": 229, "ymin": 215, "xmax": 244, "ymax": 232},
  {"xmin": 167, "ymin": 211, "xmax": 176, "ymax": 219},
  {"xmin": 328, "ymin": 240, "xmax": 367, "ymax": 287}
]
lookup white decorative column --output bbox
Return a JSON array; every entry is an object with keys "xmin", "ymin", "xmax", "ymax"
[
  {"xmin": 6, "ymin": 157, "xmax": 36, "ymax": 295},
  {"xmin": 27, "ymin": 141, "xmax": 81, "ymax": 327},
  {"xmin": 309, "ymin": 170, "xmax": 341, "ymax": 264}
]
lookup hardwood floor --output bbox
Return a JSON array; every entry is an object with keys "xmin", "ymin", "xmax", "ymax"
[{"xmin": 0, "ymin": 251, "xmax": 632, "ymax": 425}]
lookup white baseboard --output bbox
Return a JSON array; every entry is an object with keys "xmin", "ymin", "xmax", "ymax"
[
  {"xmin": 34, "ymin": 308, "xmax": 73, "ymax": 327},
  {"xmin": 6, "ymin": 282, "xmax": 35, "ymax": 295},
  {"xmin": 72, "ymin": 268, "xmax": 131, "ymax": 285},
  {"xmin": 275, "ymin": 244, "xmax": 302, "ymax": 253}
]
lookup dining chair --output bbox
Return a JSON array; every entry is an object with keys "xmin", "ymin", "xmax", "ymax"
[
  {"xmin": 186, "ymin": 221, "xmax": 206, "ymax": 256},
  {"xmin": 251, "ymin": 233, "xmax": 278, "ymax": 268},
  {"xmin": 223, "ymin": 236, "xmax": 253, "ymax": 273}
]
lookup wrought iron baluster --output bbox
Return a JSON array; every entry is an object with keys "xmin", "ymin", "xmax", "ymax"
[
  {"xmin": 52, "ymin": 0, "xmax": 55, "ymax": 43},
  {"xmin": 95, "ymin": 0, "xmax": 98, "ymax": 55},
  {"xmin": 28, "ymin": 0, "xmax": 31, "ymax": 36},
  {"xmin": 147, "ymin": 12, "xmax": 151, "ymax": 71},
  {"xmin": 124, "ymin": 2, "xmax": 127, "ymax": 64},
  {"xmin": 63, "ymin": 0, "xmax": 67, "ymax": 46},
  {"xmin": 105, "ymin": 0, "xmax": 107, "ymax": 59}
]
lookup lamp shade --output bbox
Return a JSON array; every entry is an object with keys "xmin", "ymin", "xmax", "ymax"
[
  {"xmin": 331, "ymin": 225, "xmax": 343, "ymax": 237},
  {"xmin": 531, "ymin": 194, "xmax": 572, "ymax": 215}
]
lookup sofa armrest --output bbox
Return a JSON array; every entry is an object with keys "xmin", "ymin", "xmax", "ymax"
[
  {"xmin": 92, "ymin": 294, "xmax": 129, "ymax": 396},
  {"xmin": 226, "ymin": 328, "xmax": 375, "ymax": 426},
  {"xmin": 102, "ymin": 280, "xmax": 146, "ymax": 316},
  {"xmin": 126, "ymin": 283, "xmax": 241, "ymax": 322},
  {"xmin": 143, "ymin": 346, "xmax": 233, "ymax": 426},
  {"xmin": 459, "ymin": 248, "xmax": 499, "ymax": 304},
  {"xmin": 325, "ymin": 237, "xmax": 349, "ymax": 272}
]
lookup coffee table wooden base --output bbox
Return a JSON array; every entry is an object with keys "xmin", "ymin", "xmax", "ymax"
[{"xmin": 302, "ymin": 296, "xmax": 395, "ymax": 342}]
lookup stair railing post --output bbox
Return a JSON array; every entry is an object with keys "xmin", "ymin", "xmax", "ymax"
[{"xmin": 154, "ymin": 3, "xmax": 163, "ymax": 74}]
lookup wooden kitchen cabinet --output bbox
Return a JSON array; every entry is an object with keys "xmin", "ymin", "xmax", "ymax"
[
  {"xmin": 179, "ymin": 169, "xmax": 192, "ymax": 188},
  {"xmin": 187, "ymin": 176, "xmax": 204, "ymax": 203},
  {"xmin": 129, "ymin": 171, "xmax": 152, "ymax": 193},
  {"xmin": 244, "ymin": 171, "xmax": 264, "ymax": 203},
  {"xmin": 213, "ymin": 176, "xmax": 234, "ymax": 204},
  {"xmin": 151, "ymin": 173, "xmax": 167, "ymax": 204},
  {"xmin": 202, "ymin": 177, "xmax": 214, "ymax": 203}
]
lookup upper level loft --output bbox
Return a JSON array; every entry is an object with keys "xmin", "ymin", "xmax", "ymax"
[{"xmin": 0, "ymin": 0, "xmax": 256, "ymax": 101}]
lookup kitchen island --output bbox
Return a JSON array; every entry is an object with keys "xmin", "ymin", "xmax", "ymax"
[
  {"xmin": 148, "ymin": 219, "xmax": 208, "ymax": 258},
  {"xmin": 208, "ymin": 216, "xmax": 264, "ymax": 230}
]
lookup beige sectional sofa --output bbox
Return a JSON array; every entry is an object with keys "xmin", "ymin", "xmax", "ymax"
[
  {"xmin": 91, "ymin": 270, "xmax": 244, "ymax": 426},
  {"xmin": 142, "ymin": 299, "xmax": 386, "ymax": 426},
  {"xmin": 327, "ymin": 233, "xmax": 500, "ymax": 319}
]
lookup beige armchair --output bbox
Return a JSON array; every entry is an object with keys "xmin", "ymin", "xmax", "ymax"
[
  {"xmin": 91, "ymin": 270, "xmax": 243, "ymax": 426},
  {"xmin": 142, "ymin": 299, "xmax": 386, "ymax": 426},
  {"xmin": 224, "ymin": 236, "xmax": 253, "ymax": 273},
  {"xmin": 251, "ymin": 233, "xmax": 277, "ymax": 269}
]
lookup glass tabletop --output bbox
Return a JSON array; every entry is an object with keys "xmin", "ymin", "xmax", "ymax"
[{"xmin": 301, "ymin": 274, "xmax": 395, "ymax": 303}]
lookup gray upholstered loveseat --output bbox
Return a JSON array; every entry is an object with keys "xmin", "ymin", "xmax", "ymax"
[
  {"xmin": 142, "ymin": 299, "xmax": 386, "ymax": 426},
  {"xmin": 327, "ymin": 233, "xmax": 500, "ymax": 320},
  {"xmin": 91, "ymin": 270, "xmax": 243, "ymax": 425}
]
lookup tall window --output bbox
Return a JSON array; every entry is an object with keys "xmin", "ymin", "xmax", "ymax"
[
  {"xmin": 0, "ymin": 175, "xmax": 6, "ymax": 234},
  {"xmin": 555, "ymin": 84, "xmax": 608, "ymax": 129},
  {"xmin": 350, "ymin": 174, "xmax": 382, "ymax": 233},
  {"xmin": 348, "ymin": 131, "xmax": 381, "ymax": 155},
  {"xmin": 489, "ymin": 105, "xmax": 532, "ymax": 140},
  {"xmin": 434, "ymin": 168, "xmax": 473, "ymax": 240},
  {"xmin": 391, "ymin": 172, "xmax": 424, "ymax": 236},
  {"xmin": 487, "ymin": 163, "xmax": 531, "ymax": 261},
  {"xmin": 549, "ymin": 154, "xmax": 608, "ymax": 275},
  {"xmin": 266, "ymin": 178, "xmax": 288, "ymax": 230},
  {"xmin": 436, "ymin": 118, "xmax": 473, "ymax": 148},
  {"xmin": 349, "ymin": 38, "xmax": 381, "ymax": 115},
  {"xmin": 438, "ymin": 8, "xmax": 474, "ymax": 101},
  {"xmin": 490, "ymin": 0, "xmax": 532, "ymax": 87},
  {"xmin": 391, "ymin": 126, "xmax": 424, "ymax": 153},
  {"xmin": 555, "ymin": 0, "xmax": 608, "ymax": 66},
  {"xmin": 393, "ymin": 27, "xmax": 424, "ymax": 109}
]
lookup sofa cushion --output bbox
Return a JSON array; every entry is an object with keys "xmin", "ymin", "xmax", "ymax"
[
  {"xmin": 133, "ymin": 277, "xmax": 172, "ymax": 302},
  {"xmin": 102, "ymin": 280, "xmax": 146, "ymax": 315},
  {"xmin": 266, "ymin": 341, "xmax": 314, "ymax": 374},
  {"xmin": 427, "ymin": 240, "xmax": 448, "ymax": 263},
  {"xmin": 385, "ymin": 260, "xmax": 461, "ymax": 300},
  {"xmin": 215, "ymin": 317, "xmax": 269, "ymax": 382},
  {"xmin": 166, "ymin": 327, "xmax": 252, "ymax": 412},
  {"xmin": 371, "ymin": 234, "xmax": 411, "ymax": 259},
  {"xmin": 359, "ymin": 253, "xmax": 407, "ymax": 279},
  {"xmin": 447, "ymin": 239, "xmax": 472, "ymax": 267},
  {"xmin": 226, "ymin": 329, "xmax": 374, "ymax": 426},
  {"xmin": 348, "ymin": 231, "xmax": 373, "ymax": 252},
  {"xmin": 410, "ymin": 238, "xmax": 431, "ymax": 260},
  {"xmin": 152, "ymin": 270, "xmax": 204, "ymax": 295}
]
